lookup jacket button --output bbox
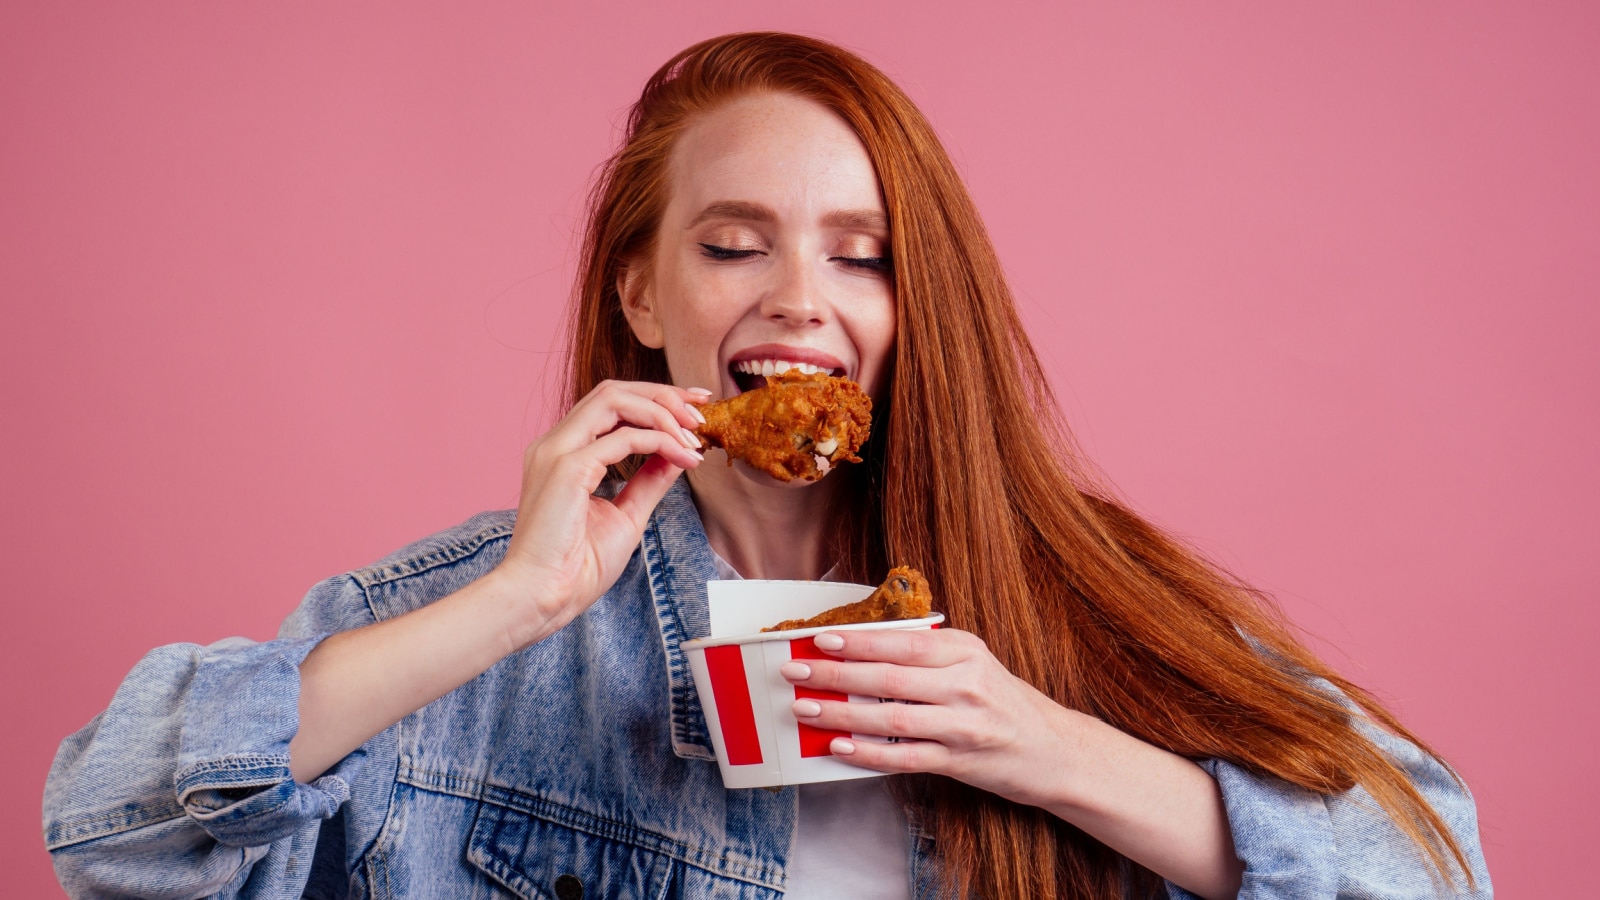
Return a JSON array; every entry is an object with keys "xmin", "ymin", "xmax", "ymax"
[{"xmin": 554, "ymin": 874, "xmax": 583, "ymax": 900}]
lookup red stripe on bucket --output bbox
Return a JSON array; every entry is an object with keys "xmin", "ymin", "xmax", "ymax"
[
  {"xmin": 790, "ymin": 638, "xmax": 850, "ymax": 758},
  {"xmin": 704, "ymin": 644, "xmax": 763, "ymax": 766}
]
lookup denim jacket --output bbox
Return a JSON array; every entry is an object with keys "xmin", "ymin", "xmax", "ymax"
[{"xmin": 44, "ymin": 480, "xmax": 1491, "ymax": 898}]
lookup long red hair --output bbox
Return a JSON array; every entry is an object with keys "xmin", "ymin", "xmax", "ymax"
[{"xmin": 566, "ymin": 31, "xmax": 1472, "ymax": 898}]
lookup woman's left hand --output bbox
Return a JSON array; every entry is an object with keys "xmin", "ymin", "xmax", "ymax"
[
  {"xmin": 784, "ymin": 627, "xmax": 1246, "ymax": 899},
  {"xmin": 780, "ymin": 627, "xmax": 1081, "ymax": 809}
]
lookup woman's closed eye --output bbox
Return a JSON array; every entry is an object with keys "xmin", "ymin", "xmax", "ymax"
[
  {"xmin": 833, "ymin": 255, "xmax": 891, "ymax": 273},
  {"xmin": 698, "ymin": 243, "xmax": 890, "ymax": 273},
  {"xmin": 699, "ymin": 243, "xmax": 761, "ymax": 261}
]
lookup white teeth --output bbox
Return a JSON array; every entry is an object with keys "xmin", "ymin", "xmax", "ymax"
[{"xmin": 733, "ymin": 358, "xmax": 839, "ymax": 378}]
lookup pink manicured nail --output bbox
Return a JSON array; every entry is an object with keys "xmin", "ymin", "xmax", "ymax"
[
  {"xmin": 780, "ymin": 661, "xmax": 811, "ymax": 681},
  {"xmin": 687, "ymin": 405, "xmax": 707, "ymax": 424},
  {"xmin": 793, "ymin": 699, "xmax": 822, "ymax": 717},
  {"xmin": 687, "ymin": 387, "xmax": 714, "ymax": 396},
  {"xmin": 814, "ymin": 633, "xmax": 845, "ymax": 651},
  {"xmin": 680, "ymin": 427, "xmax": 701, "ymax": 449},
  {"xmin": 830, "ymin": 738, "xmax": 856, "ymax": 755}
]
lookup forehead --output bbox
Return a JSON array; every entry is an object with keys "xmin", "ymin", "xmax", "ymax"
[{"xmin": 665, "ymin": 93, "xmax": 884, "ymax": 216}]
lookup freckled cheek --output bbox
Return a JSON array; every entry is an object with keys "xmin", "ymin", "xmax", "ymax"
[
  {"xmin": 867, "ymin": 296, "xmax": 897, "ymax": 351},
  {"xmin": 851, "ymin": 323, "xmax": 897, "ymax": 397},
  {"xmin": 661, "ymin": 266, "xmax": 733, "ymax": 323},
  {"xmin": 666, "ymin": 293, "xmax": 745, "ymax": 365}
]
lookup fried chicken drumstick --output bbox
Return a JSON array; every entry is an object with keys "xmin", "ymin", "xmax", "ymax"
[
  {"xmin": 763, "ymin": 566, "xmax": 933, "ymax": 632},
  {"xmin": 693, "ymin": 370, "xmax": 872, "ymax": 482}
]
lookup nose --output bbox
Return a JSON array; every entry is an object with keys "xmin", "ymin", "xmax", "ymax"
[{"xmin": 759, "ymin": 251, "xmax": 828, "ymax": 326}]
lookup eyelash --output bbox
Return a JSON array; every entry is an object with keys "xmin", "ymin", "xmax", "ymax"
[{"xmin": 698, "ymin": 243, "xmax": 891, "ymax": 273}]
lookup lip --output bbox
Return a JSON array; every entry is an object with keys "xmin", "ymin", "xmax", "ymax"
[{"xmin": 726, "ymin": 343, "xmax": 849, "ymax": 377}]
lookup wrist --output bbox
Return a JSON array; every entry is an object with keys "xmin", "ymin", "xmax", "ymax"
[
  {"xmin": 460, "ymin": 565, "xmax": 562, "ymax": 657},
  {"xmin": 1029, "ymin": 702, "xmax": 1101, "ymax": 815}
]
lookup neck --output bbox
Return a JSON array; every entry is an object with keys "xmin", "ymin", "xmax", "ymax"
[{"xmin": 686, "ymin": 460, "xmax": 838, "ymax": 580}]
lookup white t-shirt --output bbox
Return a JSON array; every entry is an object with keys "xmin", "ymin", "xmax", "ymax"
[{"xmin": 709, "ymin": 552, "xmax": 913, "ymax": 899}]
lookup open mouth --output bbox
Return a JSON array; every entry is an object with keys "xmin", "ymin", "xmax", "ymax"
[{"xmin": 729, "ymin": 358, "xmax": 840, "ymax": 394}]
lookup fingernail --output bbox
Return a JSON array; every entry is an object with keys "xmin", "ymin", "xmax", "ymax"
[
  {"xmin": 793, "ymin": 699, "xmax": 822, "ymax": 717},
  {"xmin": 780, "ymin": 662, "xmax": 811, "ymax": 681},
  {"xmin": 814, "ymin": 633, "xmax": 845, "ymax": 651},
  {"xmin": 687, "ymin": 405, "xmax": 706, "ymax": 424},
  {"xmin": 830, "ymin": 738, "xmax": 856, "ymax": 755},
  {"xmin": 680, "ymin": 427, "xmax": 701, "ymax": 449},
  {"xmin": 687, "ymin": 387, "xmax": 714, "ymax": 396}
]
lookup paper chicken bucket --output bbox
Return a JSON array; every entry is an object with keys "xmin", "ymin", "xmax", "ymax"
[{"xmin": 682, "ymin": 579, "xmax": 944, "ymax": 789}]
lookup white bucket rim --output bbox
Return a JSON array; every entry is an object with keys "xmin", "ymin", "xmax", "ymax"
[{"xmin": 682, "ymin": 613, "xmax": 944, "ymax": 650}]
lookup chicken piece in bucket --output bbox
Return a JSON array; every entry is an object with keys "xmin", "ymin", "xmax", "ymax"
[{"xmin": 763, "ymin": 567, "xmax": 933, "ymax": 632}]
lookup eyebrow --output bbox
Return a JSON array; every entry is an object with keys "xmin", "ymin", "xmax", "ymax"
[{"xmin": 687, "ymin": 200, "xmax": 888, "ymax": 231}]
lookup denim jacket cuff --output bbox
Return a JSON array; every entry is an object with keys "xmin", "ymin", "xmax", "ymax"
[
  {"xmin": 1168, "ymin": 758, "xmax": 1337, "ymax": 900},
  {"xmin": 175, "ymin": 757, "xmax": 350, "ymax": 847},
  {"xmin": 174, "ymin": 633, "xmax": 353, "ymax": 847}
]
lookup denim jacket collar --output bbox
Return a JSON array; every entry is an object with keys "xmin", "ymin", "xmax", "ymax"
[{"xmin": 640, "ymin": 477, "xmax": 721, "ymax": 762}]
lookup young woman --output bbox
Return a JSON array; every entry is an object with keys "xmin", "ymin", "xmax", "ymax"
[{"xmin": 44, "ymin": 32, "xmax": 1490, "ymax": 899}]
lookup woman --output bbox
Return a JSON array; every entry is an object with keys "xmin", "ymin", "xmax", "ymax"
[{"xmin": 44, "ymin": 32, "xmax": 1489, "ymax": 899}]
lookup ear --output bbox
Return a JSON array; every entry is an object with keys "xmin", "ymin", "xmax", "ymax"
[{"xmin": 617, "ymin": 260, "xmax": 666, "ymax": 349}]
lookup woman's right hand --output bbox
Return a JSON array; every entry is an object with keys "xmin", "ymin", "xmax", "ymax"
[
  {"xmin": 491, "ymin": 380, "xmax": 708, "ymax": 650},
  {"xmin": 291, "ymin": 380, "xmax": 705, "ymax": 783}
]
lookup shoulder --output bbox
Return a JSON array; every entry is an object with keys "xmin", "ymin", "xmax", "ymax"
[
  {"xmin": 351, "ymin": 509, "xmax": 517, "ymax": 588},
  {"xmin": 280, "ymin": 510, "xmax": 517, "ymax": 637},
  {"xmin": 354, "ymin": 509, "xmax": 517, "ymax": 619}
]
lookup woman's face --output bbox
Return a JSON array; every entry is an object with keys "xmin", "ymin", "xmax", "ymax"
[{"xmin": 622, "ymin": 91, "xmax": 896, "ymax": 407}]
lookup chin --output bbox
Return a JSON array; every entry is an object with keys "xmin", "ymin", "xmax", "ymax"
[{"xmin": 734, "ymin": 460, "xmax": 820, "ymax": 490}]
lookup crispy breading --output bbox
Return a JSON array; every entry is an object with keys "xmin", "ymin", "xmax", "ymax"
[
  {"xmin": 763, "ymin": 566, "xmax": 933, "ymax": 632},
  {"xmin": 694, "ymin": 370, "xmax": 872, "ymax": 482}
]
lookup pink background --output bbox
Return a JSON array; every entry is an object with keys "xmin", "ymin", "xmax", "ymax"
[{"xmin": 3, "ymin": 2, "xmax": 1594, "ymax": 895}]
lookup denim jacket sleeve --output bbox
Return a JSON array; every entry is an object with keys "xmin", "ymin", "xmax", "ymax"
[
  {"xmin": 43, "ymin": 573, "xmax": 390, "ymax": 899},
  {"xmin": 1163, "ymin": 683, "xmax": 1492, "ymax": 900}
]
